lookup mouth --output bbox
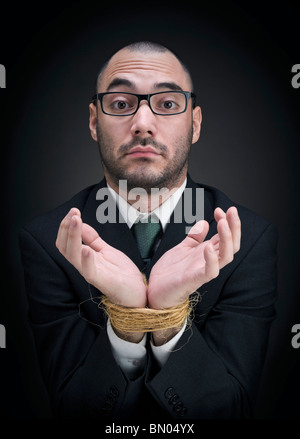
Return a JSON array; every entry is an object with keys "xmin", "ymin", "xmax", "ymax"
[{"xmin": 125, "ymin": 146, "xmax": 161, "ymax": 158}]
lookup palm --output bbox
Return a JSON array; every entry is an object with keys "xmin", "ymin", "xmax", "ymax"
[
  {"xmin": 58, "ymin": 207, "xmax": 239, "ymax": 315},
  {"xmin": 81, "ymin": 223, "xmax": 147, "ymax": 307},
  {"xmin": 92, "ymin": 247, "xmax": 146, "ymax": 305},
  {"xmin": 148, "ymin": 233, "xmax": 211, "ymax": 308}
]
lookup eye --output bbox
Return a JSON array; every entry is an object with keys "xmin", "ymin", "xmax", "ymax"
[
  {"xmin": 151, "ymin": 93, "xmax": 183, "ymax": 114},
  {"xmin": 103, "ymin": 93, "xmax": 137, "ymax": 114},
  {"xmin": 162, "ymin": 100, "xmax": 176, "ymax": 110},
  {"xmin": 111, "ymin": 99, "xmax": 130, "ymax": 110}
]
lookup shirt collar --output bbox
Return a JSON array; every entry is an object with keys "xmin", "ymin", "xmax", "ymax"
[{"xmin": 107, "ymin": 178, "xmax": 187, "ymax": 231}]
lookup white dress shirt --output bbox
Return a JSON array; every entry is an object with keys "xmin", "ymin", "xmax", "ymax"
[{"xmin": 106, "ymin": 178, "xmax": 188, "ymax": 380}]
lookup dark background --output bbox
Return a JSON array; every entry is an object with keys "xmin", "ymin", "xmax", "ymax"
[{"xmin": 0, "ymin": 0, "xmax": 299, "ymax": 420}]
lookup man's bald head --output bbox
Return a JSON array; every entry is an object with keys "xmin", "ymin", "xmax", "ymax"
[{"xmin": 95, "ymin": 41, "xmax": 194, "ymax": 93}]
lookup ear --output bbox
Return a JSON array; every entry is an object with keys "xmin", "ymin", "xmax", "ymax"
[
  {"xmin": 192, "ymin": 106, "xmax": 202, "ymax": 144},
  {"xmin": 89, "ymin": 102, "xmax": 98, "ymax": 142}
]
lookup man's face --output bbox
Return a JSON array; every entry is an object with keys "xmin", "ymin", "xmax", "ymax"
[{"xmin": 89, "ymin": 49, "xmax": 202, "ymax": 192}]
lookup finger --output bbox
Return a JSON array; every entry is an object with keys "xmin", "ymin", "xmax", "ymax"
[
  {"xmin": 204, "ymin": 243, "xmax": 219, "ymax": 281},
  {"xmin": 81, "ymin": 245, "xmax": 97, "ymax": 284},
  {"xmin": 186, "ymin": 220, "xmax": 209, "ymax": 247},
  {"xmin": 82, "ymin": 223, "xmax": 106, "ymax": 252},
  {"xmin": 56, "ymin": 208, "xmax": 81, "ymax": 253},
  {"xmin": 217, "ymin": 218, "xmax": 234, "ymax": 269},
  {"xmin": 226, "ymin": 206, "xmax": 241, "ymax": 253},
  {"xmin": 67, "ymin": 207, "xmax": 81, "ymax": 218},
  {"xmin": 65, "ymin": 215, "xmax": 83, "ymax": 268},
  {"xmin": 56, "ymin": 216, "xmax": 72, "ymax": 254},
  {"xmin": 210, "ymin": 233, "xmax": 220, "ymax": 249},
  {"xmin": 214, "ymin": 207, "xmax": 226, "ymax": 222}
]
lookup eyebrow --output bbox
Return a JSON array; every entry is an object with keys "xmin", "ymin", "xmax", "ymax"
[
  {"xmin": 153, "ymin": 82, "xmax": 183, "ymax": 91},
  {"xmin": 106, "ymin": 78, "xmax": 134, "ymax": 91},
  {"xmin": 106, "ymin": 78, "xmax": 183, "ymax": 92}
]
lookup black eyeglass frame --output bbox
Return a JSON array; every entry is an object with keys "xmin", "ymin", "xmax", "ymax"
[{"xmin": 91, "ymin": 90, "xmax": 196, "ymax": 116}]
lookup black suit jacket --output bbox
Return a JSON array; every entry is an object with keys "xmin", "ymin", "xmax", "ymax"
[{"xmin": 19, "ymin": 175, "xmax": 278, "ymax": 419}]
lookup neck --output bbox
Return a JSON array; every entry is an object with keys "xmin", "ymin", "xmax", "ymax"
[{"xmin": 106, "ymin": 174, "xmax": 187, "ymax": 213}]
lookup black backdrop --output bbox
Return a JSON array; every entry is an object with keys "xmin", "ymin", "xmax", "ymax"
[{"xmin": 1, "ymin": 0, "xmax": 300, "ymax": 421}]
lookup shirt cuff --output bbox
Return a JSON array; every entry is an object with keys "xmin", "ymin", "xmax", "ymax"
[
  {"xmin": 150, "ymin": 320, "xmax": 187, "ymax": 368},
  {"xmin": 107, "ymin": 319, "xmax": 147, "ymax": 380}
]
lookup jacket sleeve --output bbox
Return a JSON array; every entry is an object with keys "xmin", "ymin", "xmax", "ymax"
[
  {"xmin": 19, "ymin": 228, "xmax": 145, "ymax": 419},
  {"xmin": 145, "ymin": 223, "xmax": 278, "ymax": 419}
]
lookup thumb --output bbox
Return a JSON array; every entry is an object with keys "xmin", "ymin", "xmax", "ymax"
[
  {"xmin": 82, "ymin": 223, "xmax": 106, "ymax": 252},
  {"xmin": 186, "ymin": 220, "xmax": 209, "ymax": 246},
  {"xmin": 81, "ymin": 245, "xmax": 97, "ymax": 284}
]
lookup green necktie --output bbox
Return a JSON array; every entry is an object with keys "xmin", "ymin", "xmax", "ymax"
[{"xmin": 131, "ymin": 217, "xmax": 162, "ymax": 261}]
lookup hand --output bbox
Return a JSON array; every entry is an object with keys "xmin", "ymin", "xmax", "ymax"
[
  {"xmin": 147, "ymin": 206, "xmax": 241, "ymax": 310},
  {"xmin": 56, "ymin": 208, "xmax": 147, "ymax": 308}
]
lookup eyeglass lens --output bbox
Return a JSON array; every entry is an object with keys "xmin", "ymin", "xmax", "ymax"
[{"xmin": 102, "ymin": 92, "xmax": 187, "ymax": 115}]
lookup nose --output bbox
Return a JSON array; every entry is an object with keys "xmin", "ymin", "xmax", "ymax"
[{"xmin": 130, "ymin": 100, "xmax": 157, "ymax": 138}]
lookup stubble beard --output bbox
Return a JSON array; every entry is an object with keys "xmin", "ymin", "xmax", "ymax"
[{"xmin": 96, "ymin": 124, "xmax": 193, "ymax": 192}]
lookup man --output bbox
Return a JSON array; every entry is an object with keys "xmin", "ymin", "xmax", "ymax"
[{"xmin": 19, "ymin": 41, "xmax": 278, "ymax": 419}]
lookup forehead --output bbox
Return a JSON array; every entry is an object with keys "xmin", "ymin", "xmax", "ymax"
[{"xmin": 98, "ymin": 49, "xmax": 191, "ymax": 92}]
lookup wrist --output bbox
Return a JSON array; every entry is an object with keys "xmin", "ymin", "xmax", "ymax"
[
  {"xmin": 113, "ymin": 327, "xmax": 145, "ymax": 344},
  {"xmin": 151, "ymin": 325, "xmax": 183, "ymax": 346},
  {"xmin": 147, "ymin": 289, "xmax": 187, "ymax": 310},
  {"xmin": 100, "ymin": 296, "xmax": 192, "ymax": 337}
]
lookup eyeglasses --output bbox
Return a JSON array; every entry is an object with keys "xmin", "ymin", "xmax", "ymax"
[{"xmin": 92, "ymin": 91, "xmax": 196, "ymax": 116}]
